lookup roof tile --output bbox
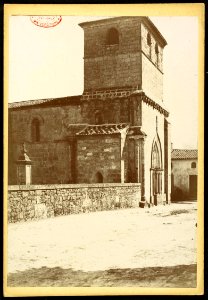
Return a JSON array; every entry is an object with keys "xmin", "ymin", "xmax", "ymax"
[
  {"xmin": 8, "ymin": 95, "xmax": 81, "ymax": 109},
  {"xmin": 76, "ymin": 123, "xmax": 129, "ymax": 136},
  {"xmin": 171, "ymin": 149, "xmax": 198, "ymax": 160}
]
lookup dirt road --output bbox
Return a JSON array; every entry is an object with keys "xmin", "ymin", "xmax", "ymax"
[{"xmin": 7, "ymin": 202, "xmax": 197, "ymax": 287}]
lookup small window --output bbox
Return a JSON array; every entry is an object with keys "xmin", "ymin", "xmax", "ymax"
[
  {"xmin": 107, "ymin": 28, "xmax": 119, "ymax": 45},
  {"xmin": 31, "ymin": 118, "xmax": 40, "ymax": 142},
  {"xmin": 147, "ymin": 33, "xmax": 151, "ymax": 46},
  {"xmin": 191, "ymin": 162, "xmax": 196, "ymax": 168}
]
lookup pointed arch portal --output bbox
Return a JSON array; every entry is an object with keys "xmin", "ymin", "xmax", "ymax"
[{"xmin": 150, "ymin": 135, "xmax": 163, "ymax": 205}]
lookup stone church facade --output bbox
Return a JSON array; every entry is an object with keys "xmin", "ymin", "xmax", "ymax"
[{"xmin": 8, "ymin": 16, "xmax": 171, "ymax": 206}]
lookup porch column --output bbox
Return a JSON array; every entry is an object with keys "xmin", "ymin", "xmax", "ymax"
[
  {"xmin": 68, "ymin": 136, "xmax": 77, "ymax": 183},
  {"xmin": 127, "ymin": 125, "xmax": 147, "ymax": 208},
  {"xmin": 139, "ymin": 135, "xmax": 146, "ymax": 207}
]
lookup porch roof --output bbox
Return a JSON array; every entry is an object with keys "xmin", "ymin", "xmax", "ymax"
[{"xmin": 76, "ymin": 123, "xmax": 129, "ymax": 136}]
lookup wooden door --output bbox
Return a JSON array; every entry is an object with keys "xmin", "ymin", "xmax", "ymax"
[{"xmin": 189, "ymin": 175, "xmax": 197, "ymax": 199}]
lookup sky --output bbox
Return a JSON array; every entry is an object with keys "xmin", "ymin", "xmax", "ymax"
[{"xmin": 8, "ymin": 15, "xmax": 199, "ymax": 149}]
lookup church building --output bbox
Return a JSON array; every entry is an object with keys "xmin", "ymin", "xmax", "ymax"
[{"xmin": 8, "ymin": 16, "xmax": 171, "ymax": 206}]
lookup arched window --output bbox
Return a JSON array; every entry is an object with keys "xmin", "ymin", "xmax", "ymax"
[
  {"xmin": 155, "ymin": 43, "xmax": 159, "ymax": 54},
  {"xmin": 95, "ymin": 112, "xmax": 103, "ymax": 124},
  {"xmin": 155, "ymin": 43, "xmax": 159, "ymax": 66},
  {"xmin": 95, "ymin": 172, "xmax": 103, "ymax": 183},
  {"xmin": 191, "ymin": 162, "xmax": 196, "ymax": 168},
  {"xmin": 106, "ymin": 28, "xmax": 119, "ymax": 45},
  {"xmin": 147, "ymin": 33, "xmax": 151, "ymax": 46},
  {"xmin": 31, "ymin": 118, "xmax": 40, "ymax": 142}
]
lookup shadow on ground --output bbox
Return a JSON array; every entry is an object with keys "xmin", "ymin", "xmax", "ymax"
[{"xmin": 8, "ymin": 264, "xmax": 197, "ymax": 288}]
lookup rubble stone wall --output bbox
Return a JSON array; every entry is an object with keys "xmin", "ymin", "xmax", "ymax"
[{"xmin": 8, "ymin": 183, "xmax": 141, "ymax": 223}]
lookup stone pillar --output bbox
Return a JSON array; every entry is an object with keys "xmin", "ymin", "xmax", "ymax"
[
  {"xmin": 16, "ymin": 143, "xmax": 32, "ymax": 185},
  {"xmin": 68, "ymin": 136, "xmax": 77, "ymax": 183},
  {"xmin": 139, "ymin": 135, "xmax": 146, "ymax": 207},
  {"xmin": 120, "ymin": 131, "xmax": 126, "ymax": 183},
  {"xmin": 127, "ymin": 126, "xmax": 146, "ymax": 207},
  {"xmin": 164, "ymin": 119, "xmax": 171, "ymax": 204}
]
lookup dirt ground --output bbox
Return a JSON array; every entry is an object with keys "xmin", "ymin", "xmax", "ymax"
[{"xmin": 7, "ymin": 201, "xmax": 197, "ymax": 287}]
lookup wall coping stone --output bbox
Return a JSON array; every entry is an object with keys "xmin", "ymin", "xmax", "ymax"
[{"xmin": 8, "ymin": 183, "xmax": 141, "ymax": 191}]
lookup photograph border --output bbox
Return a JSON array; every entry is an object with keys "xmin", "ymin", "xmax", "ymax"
[{"xmin": 3, "ymin": 3, "xmax": 204, "ymax": 296}]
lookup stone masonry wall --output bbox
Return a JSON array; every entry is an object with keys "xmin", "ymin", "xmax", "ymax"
[
  {"xmin": 8, "ymin": 183, "xmax": 141, "ymax": 223},
  {"xmin": 77, "ymin": 135, "xmax": 121, "ymax": 183},
  {"xmin": 141, "ymin": 23, "xmax": 163, "ymax": 72},
  {"xmin": 8, "ymin": 104, "xmax": 83, "ymax": 185},
  {"xmin": 9, "ymin": 141, "xmax": 72, "ymax": 185},
  {"xmin": 141, "ymin": 54, "xmax": 163, "ymax": 104},
  {"xmin": 82, "ymin": 17, "xmax": 142, "ymax": 90},
  {"xmin": 81, "ymin": 97, "xmax": 130, "ymax": 125}
]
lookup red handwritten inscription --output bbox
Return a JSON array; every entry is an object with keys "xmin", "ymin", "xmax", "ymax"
[{"xmin": 30, "ymin": 16, "xmax": 62, "ymax": 28}]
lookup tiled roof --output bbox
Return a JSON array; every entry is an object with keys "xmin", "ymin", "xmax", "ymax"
[
  {"xmin": 8, "ymin": 95, "xmax": 81, "ymax": 109},
  {"xmin": 171, "ymin": 149, "xmax": 198, "ymax": 160},
  {"xmin": 76, "ymin": 123, "xmax": 129, "ymax": 136}
]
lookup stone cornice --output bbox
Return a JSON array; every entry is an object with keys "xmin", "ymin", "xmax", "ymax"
[
  {"xmin": 130, "ymin": 91, "xmax": 169, "ymax": 118},
  {"xmin": 82, "ymin": 89, "xmax": 169, "ymax": 118},
  {"xmin": 8, "ymin": 182, "xmax": 141, "ymax": 191}
]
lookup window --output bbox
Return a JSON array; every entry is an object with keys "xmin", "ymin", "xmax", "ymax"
[
  {"xmin": 155, "ymin": 43, "xmax": 159, "ymax": 54},
  {"xmin": 155, "ymin": 43, "xmax": 159, "ymax": 66},
  {"xmin": 191, "ymin": 162, "xmax": 196, "ymax": 168},
  {"xmin": 31, "ymin": 118, "xmax": 40, "ymax": 142},
  {"xmin": 106, "ymin": 28, "xmax": 119, "ymax": 45},
  {"xmin": 147, "ymin": 33, "xmax": 151, "ymax": 46}
]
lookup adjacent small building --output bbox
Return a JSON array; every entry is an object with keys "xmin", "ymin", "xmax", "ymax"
[{"xmin": 171, "ymin": 149, "xmax": 198, "ymax": 200}]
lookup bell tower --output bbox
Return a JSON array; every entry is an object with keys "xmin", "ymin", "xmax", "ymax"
[{"xmin": 79, "ymin": 16, "xmax": 167, "ymax": 104}]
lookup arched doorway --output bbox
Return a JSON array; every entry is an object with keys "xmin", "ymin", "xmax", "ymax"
[
  {"xmin": 150, "ymin": 137, "xmax": 163, "ymax": 205},
  {"xmin": 94, "ymin": 172, "xmax": 103, "ymax": 183}
]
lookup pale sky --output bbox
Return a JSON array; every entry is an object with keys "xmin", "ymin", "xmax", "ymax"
[{"xmin": 8, "ymin": 16, "xmax": 199, "ymax": 149}]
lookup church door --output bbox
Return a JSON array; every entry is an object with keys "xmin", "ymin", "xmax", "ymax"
[{"xmin": 151, "ymin": 140, "xmax": 163, "ymax": 205}]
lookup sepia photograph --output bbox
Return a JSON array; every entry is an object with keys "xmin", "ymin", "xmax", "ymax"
[{"xmin": 4, "ymin": 3, "xmax": 204, "ymax": 296}]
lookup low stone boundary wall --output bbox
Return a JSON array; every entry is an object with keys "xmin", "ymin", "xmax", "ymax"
[{"xmin": 8, "ymin": 183, "xmax": 141, "ymax": 223}]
